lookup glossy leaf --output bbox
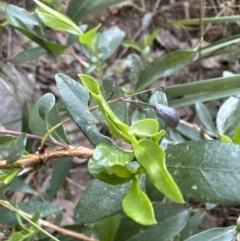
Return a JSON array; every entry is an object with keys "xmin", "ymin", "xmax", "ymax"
[
  {"xmin": 34, "ymin": 0, "xmax": 82, "ymax": 35},
  {"xmin": 74, "ymin": 179, "xmax": 132, "ymax": 222},
  {"xmin": 0, "ymin": 201, "xmax": 61, "ymax": 225},
  {"xmin": 96, "ymin": 214, "xmax": 121, "ymax": 241},
  {"xmin": 99, "ymin": 27, "xmax": 126, "ymax": 60},
  {"xmin": 133, "ymin": 139, "xmax": 184, "ymax": 203},
  {"xmin": 195, "ymin": 102, "xmax": 217, "ymax": 137},
  {"xmin": 234, "ymin": 122, "xmax": 240, "ymax": 144},
  {"xmin": 55, "ymin": 73, "xmax": 112, "ymax": 146},
  {"xmin": 122, "ymin": 176, "xmax": 156, "ymax": 225},
  {"xmin": 47, "ymin": 157, "xmax": 73, "ymax": 201},
  {"xmin": 88, "ymin": 143, "xmax": 135, "ymax": 184},
  {"xmin": 166, "ymin": 140, "xmax": 240, "ymax": 204},
  {"xmin": 0, "ymin": 3, "xmax": 40, "ymax": 25},
  {"xmin": 6, "ymin": 133, "xmax": 27, "ymax": 164},
  {"xmin": 129, "ymin": 119, "xmax": 159, "ymax": 137},
  {"xmin": 12, "ymin": 47, "xmax": 46, "ymax": 63},
  {"xmin": 66, "ymin": 0, "xmax": 127, "ymax": 23},
  {"xmin": 79, "ymin": 74, "xmax": 135, "ymax": 144},
  {"xmin": 216, "ymin": 96, "xmax": 240, "ymax": 137},
  {"xmin": 114, "ymin": 203, "xmax": 189, "ymax": 241},
  {"xmin": 136, "ymin": 48, "xmax": 198, "ymax": 91},
  {"xmin": 185, "ymin": 226, "xmax": 236, "ymax": 241}
]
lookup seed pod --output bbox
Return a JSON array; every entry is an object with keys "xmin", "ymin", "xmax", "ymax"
[{"xmin": 155, "ymin": 104, "xmax": 180, "ymax": 129}]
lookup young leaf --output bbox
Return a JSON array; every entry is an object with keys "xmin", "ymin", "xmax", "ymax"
[
  {"xmin": 234, "ymin": 122, "xmax": 240, "ymax": 144},
  {"xmin": 185, "ymin": 226, "xmax": 236, "ymax": 241},
  {"xmin": 6, "ymin": 133, "xmax": 27, "ymax": 164},
  {"xmin": 34, "ymin": 0, "xmax": 82, "ymax": 35},
  {"xmin": 122, "ymin": 176, "xmax": 157, "ymax": 226},
  {"xmin": 79, "ymin": 74, "xmax": 135, "ymax": 144},
  {"xmin": 195, "ymin": 102, "xmax": 217, "ymax": 137},
  {"xmin": 38, "ymin": 93, "xmax": 55, "ymax": 120},
  {"xmin": 133, "ymin": 139, "xmax": 184, "ymax": 203},
  {"xmin": 166, "ymin": 140, "xmax": 240, "ymax": 204},
  {"xmin": 129, "ymin": 119, "xmax": 159, "ymax": 137},
  {"xmin": 74, "ymin": 179, "xmax": 132, "ymax": 223},
  {"xmin": 55, "ymin": 73, "xmax": 112, "ymax": 146}
]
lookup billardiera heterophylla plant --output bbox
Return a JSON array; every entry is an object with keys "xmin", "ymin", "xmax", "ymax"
[{"xmin": 77, "ymin": 74, "xmax": 184, "ymax": 225}]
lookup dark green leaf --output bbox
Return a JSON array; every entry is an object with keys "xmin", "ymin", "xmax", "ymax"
[
  {"xmin": 195, "ymin": 102, "xmax": 217, "ymax": 137},
  {"xmin": 216, "ymin": 96, "xmax": 240, "ymax": 137},
  {"xmin": 145, "ymin": 175, "xmax": 164, "ymax": 202},
  {"xmin": 74, "ymin": 179, "xmax": 132, "ymax": 222},
  {"xmin": 47, "ymin": 157, "xmax": 73, "ymax": 201},
  {"xmin": 7, "ymin": 177, "xmax": 37, "ymax": 195},
  {"xmin": 12, "ymin": 47, "xmax": 46, "ymax": 63},
  {"xmin": 96, "ymin": 214, "xmax": 121, "ymax": 241},
  {"xmin": 0, "ymin": 201, "xmax": 61, "ymax": 225},
  {"xmin": 166, "ymin": 140, "xmax": 240, "ymax": 204},
  {"xmin": 176, "ymin": 121, "xmax": 201, "ymax": 140},
  {"xmin": 136, "ymin": 48, "xmax": 198, "ymax": 91},
  {"xmin": 185, "ymin": 226, "xmax": 236, "ymax": 241},
  {"xmin": 99, "ymin": 27, "xmax": 125, "ymax": 60},
  {"xmin": 114, "ymin": 203, "xmax": 189, "ymax": 241},
  {"xmin": 55, "ymin": 73, "xmax": 112, "ymax": 146},
  {"xmin": 0, "ymin": 3, "xmax": 40, "ymax": 25},
  {"xmin": 38, "ymin": 93, "xmax": 55, "ymax": 120},
  {"xmin": 29, "ymin": 94, "xmax": 70, "ymax": 145},
  {"xmin": 6, "ymin": 133, "xmax": 27, "ymax": 164},
  {"xmin": 66, "ymin": 0, "xmax": 127, "ymax": 22},
  {"xmin": 179, "ymin": 211, "xmax": 205, "ymax": 240}
]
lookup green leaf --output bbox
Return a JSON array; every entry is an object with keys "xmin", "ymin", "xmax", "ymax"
[
  {"xmin": 129, "ymin": 119, "xmax": 159, "ymax": 137},
  {"xmin": 216, "ymin": 96, "xmax": 240, "ymax": 137},
  {"xmin": 66, "ymin": 0, "xmax": 127, "ymax": 23},
  {"xmin": 185, "ymin": 226, "xmax": 236, "ymax": 241},
  {"xmin": 122, "ymin": 176, "xmax": 156, "ymax": 226},
  {"xmin": 79, "ymin": 74, "xmax": 134, "ymax": 144},
  {"xmin": 0, "ymin": 3, "xmax": 40, "ymax": 25},
  {"xmin": 122, "ymin": 40, "xmax": 142, "ymax": 53},
  {"xmin": 6, "ymin": 133, "xmax": 27, "ymax": 164},
  {"xmin": 12, "ymin": 47, "xmax": 46, "ymax": 63},
  {"xmin": 79, "ymin": 24, "xmax": 101, "ymax": 51},
  {"xmin": 29, "ymin": 94, "xmax": 70, "ymax": 145},
  {"xmin": 34, "ymin": 0, "xmax": 82, "ymax": 35},
  {"xmin": 219, "ymin": 134, "xmax": 233, "ymax": 143},
  {"xmin": 38, "ymin": 93, "xmax": 55, "ymax": 120},
  {"xmin": 114, "ymin": 203, "xmax": 189, "ymax": 241},
  {"xmin": 47, "ymin": 157, "xmax": 73, "ymax": 201},
  {"xmin": 55, "ymin": 73, "xmax": 112, "ymax": 146},
  {"xmin": 7, "ymin": 177, "xmax": 37, "ymax": 195},
  {"xmin": 145, "ymin": 175, "xmax": 164, "ymax": 202},
  {"xmin": 136, "ymin": 48, "xmax": 198, "ymax": 91},
  {"xmin": 133, "ymin": 139, "xmax": 184, "ymax": 203},
  {"xmin": 179, "ymin": 211, "xmax": 205, "ymax": 240},
  {"xmin": 74, "ymin": 179, "xmax": 132, "ymax": 222},
  {"xmin": 96, "ymin": 214, "xmax": 121, "ymax": 241},
  {"xmin": 98, "ymin": 27, "xmax": 125, "ymax": 60},
  {"xmin": 166, "ymin": 140, "xmax": 240, "ymax": 204},
  {"xmin": 88, "ymin": 143, "xmax": 135, "ymax": 184},
  {"xmin": 234, "ymin": 122, "xmax": 240, "ymax": 144},
  {"xmin": 195, "ymin": 102, "xmax": 217, "ymax": 137},
  {"xmin": 0, "ymin": 201, "xmax": 61, "ymax": 225}
]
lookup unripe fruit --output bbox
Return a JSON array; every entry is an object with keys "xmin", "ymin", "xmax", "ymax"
[{"xmin": 154, "ymin": 104, "xmax": 180, "ymax": 129}]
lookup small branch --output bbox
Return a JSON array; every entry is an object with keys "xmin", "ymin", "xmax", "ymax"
[
  {"xmin": 0, "ymin": 129, "xmax": 69, "ymax": 150},
  {"xmin": 0, "ymin": 147, "xmax": 94, "ymax": 170}
]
